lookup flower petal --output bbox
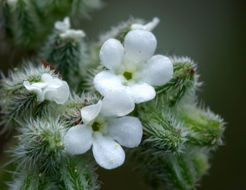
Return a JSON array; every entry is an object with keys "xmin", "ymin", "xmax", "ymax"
[
  {"xmin": 108, "ymin": 116, "xmax": 143, "ymax": 148},
  {"xmin": 44, "ymin": 79, "xmax": 70, "ymax": 104},
  {"xmin": 141, "ymin": 55, "xmax": 173, "ymax": 86},
  {"xmin": 93, "ymin": 71, "xmax": 125, "ymax": 96},
  {"xmin": 55, "ymin": 17, "xmax": 70, "ymax": 32},
  {"xmin": 101, "ymin": 90, "xmax": 134, "ymax": 117},
  {"xmin": 126, "ymin": 83, "xmax": 156, "ymax": 103},
  {"xmin": 60, "ymin": 29, "xmax": 86, "ymax": 41},
  {"xmin": 23, "ymin": 81, "xmax": 46, "ymax": 91},
  {"xmin": 81, "ymin": 100, "xmax": 102, "ymax": 124},
  {"xmin": 64, "ymin": 125, "xmax": 93, "ymax": 155},
  {"xmin": 100, "ymin": 39, "xmax": 124, "ymax": 71},
  {"xmin": 23, "ymin": 81, "xmax": 46, "ymax": 102},
  {"xmin": 131, "ymin": 17, "xmax": 160, "ymax": 31},
  {"xmin": 41, "ymin": 73, "xmax": 53, "ymax": 82},
  {"xmin": 124, "ymin": 30, "xmax": 157, "ymax": 63},
  {"xmin": 92, "ymin": 134, "xmax": 125, "ymax": 170}
]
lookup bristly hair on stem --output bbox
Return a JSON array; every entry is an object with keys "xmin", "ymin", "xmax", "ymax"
[
  {"xmin": 0, "ymin": 63, "xmax": 59, "ymax": 133},
  {"xmin": 138, "ymin": 109, "xmax": 187, "ymax": 154},
  {"xmin": 9, "ymin": 117, "xmax": 66, "ymax": 172}
]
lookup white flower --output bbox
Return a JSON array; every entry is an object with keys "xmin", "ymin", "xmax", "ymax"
[
  {"xmin": 64, "ymin": 91, "xmax": 143, "ymax": 170},
  {"xmin": 55, "ymin": 17, "xmax": 86, "ymax": 41},
  {"xmin": 55, "ymin": 17, "xmax": 71, "ymax": 32},
  {"xmin": 23, "ymin": 73, "xmax": 70, "ymax": 104},
  {"xmin": 94, "ymin": 30, "xmax": 173, "ymax": 104},
  {"xmin": 131, "ymin": 17, "xmax": 160, "ymax": 31}
]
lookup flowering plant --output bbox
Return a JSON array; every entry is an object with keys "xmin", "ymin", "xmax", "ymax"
[{"xmin": 0, "ymin": 1, "xmax": 225, "ymax": 190}]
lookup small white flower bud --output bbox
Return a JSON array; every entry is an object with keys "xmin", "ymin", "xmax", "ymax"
[{"xmin": 54, "ymin": 17, "xmax": 86, "ymax": 41}]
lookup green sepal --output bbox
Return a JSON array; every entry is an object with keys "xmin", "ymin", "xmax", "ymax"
[
  {"xmin": 155, "ymin": 57, "xmax": 197, "ymax": 107},
  {"xmin": 177, "ymin": 105, "xmax": 224, "ymax": 147}
]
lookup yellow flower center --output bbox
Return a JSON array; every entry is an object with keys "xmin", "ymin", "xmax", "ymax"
[{"xmin": 123, "ymin": 71, "xmax": 133, "ymax": 80}]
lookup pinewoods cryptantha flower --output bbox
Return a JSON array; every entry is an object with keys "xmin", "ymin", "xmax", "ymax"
[
  {"xmin": 23, "ymin": 73, "xmax": 70, "ymax": 104},
  {"xmin": 64, "ymin": 91, "xmax": 143, "ymax": 169},
  {"xmin": 55, "ymin": 17, "xmax": 86, "ymax": 41},
  {"xmin": 94, "ymin": 29, "xmax": 173, "ymax": 103}
]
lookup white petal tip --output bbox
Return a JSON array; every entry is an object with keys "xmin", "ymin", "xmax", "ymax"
[
  {"xmin": 124, "ymin": 30, "xmax": 157, "ymax": 62},
  {"xmin": 93, "ymin": 71, "xmax": 124, "ymax": 97},
  {"xmin": 92, "ymin": 136, "xmax": 125, "ymax": 170},
  {"xmin": 99, "ymin": 39, "xmax": 124, "ymax": 71},
  {"xmin": 55, "ymin": 17, "xmax": 71, "ymax": 32},
  {"xmin": 131, "ymin": 17, "xmax": 160, "ymax": 31},
  {"xmin": 102, "ymin": 90, "xmax": 135, "ymax": 117},
  {"xmin": 81, "ymin": 100, "xmax": 102, "ymax": 124},
  {"xmin": 141, "ymin": 55, "xmax": 174, "ymax": 86},
  {"xmin": 127, "ymin": 83, "xmax": 156, "ymax": 104},
  {"xmin": 60, "ymin": 30, "xmax": 86, "ymax": 41},
  {"xmin": 64, "ymin": 125, "xmax": 92, "ymax": 155},
  {"xmin": 108, "ymin": 116, "xmax": 143, "ymax": 148}
]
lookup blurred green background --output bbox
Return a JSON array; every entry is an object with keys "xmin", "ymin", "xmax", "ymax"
[{"xmin": 0, "ymin": 0, "xmax": 245, "ymax": 189}]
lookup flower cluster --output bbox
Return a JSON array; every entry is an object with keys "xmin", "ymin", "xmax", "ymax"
[{"xmin": 23, "ymin": 18, "xmax": 173, "ymax": 170}]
